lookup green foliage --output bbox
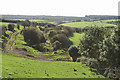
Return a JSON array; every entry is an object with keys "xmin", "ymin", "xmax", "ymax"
[
  {"xmin": 98, "ymin": 27, "xmax": 120, "ymax": 66},
  {"xmin": 78, "ymin": 26, "xmax": 120, "ymax": 66},
  {"xmin": 62, "ymin": 26, "xmax": 74, "ymax": 37},
  {"xmin": 23, "ymin": 27, "xmax": 46, "ymax": 45},
  {"xmin": 20, "ymin": 19, "xmax": 31, "ymax": 27},
  {"xmin": 52, "ymin": 40, "xmax": 61, "ymax": 51},
  {"xmin": 51, "ymin": 34, "xmax": 72, "ymax": 48},
  {"xmin": 8, "ymin": 24, "xmax": 15, "ymax": 32},
  {"xmin": 47, "ymin": 30, "xmax": 57, "ymax": 38},
  {"xmin": 78, "ymin": 27, "xmax": 109, "ymax": 59},
  {"xmin": 68, "ymin": 46, "xmax": 79, "ymax": 62},
  {"xmin": 1, "ymin": 26, "xmax": 7, "ymax": 35}
]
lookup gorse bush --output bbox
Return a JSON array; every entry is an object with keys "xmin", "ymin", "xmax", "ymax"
[
  {"xmin": 47, "ymin": 30, "xmax": 57, "ymax": 38},
  {"xmin": 62, "ymin": 26, "xmax": 74, "ymax": 37},
  {"xmin": 68, "ymin": 46, "xmax": 79, "ymax": 62},
  {"xmin": 51, "ymin": 34, "xmax": 72, "ymax": 48},
  {"xmin": 23, "ymin": 27, "xmax": 46, "ymax": 45},
  {"xmin": 2, "ymin": 26, "xmax": 7, "ymax": 35},
  {"xmin": 52, "ymin": 40, "xmax": 61, "ymax": 51},
  {"xmin": 8, "ymin": 24, "xmax": 15, "ymax": 32}
]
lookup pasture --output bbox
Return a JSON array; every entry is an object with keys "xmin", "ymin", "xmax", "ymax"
[
  {"xmin": 60, "ymin": 20, "xmax": 117, "ymax": 28},
  {"xmin": 2, "ymin": 54, "xmax": 104, "ymax": 78}
]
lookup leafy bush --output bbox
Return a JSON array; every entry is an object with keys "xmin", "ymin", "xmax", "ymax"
[
  {"xmin": 20, "ymin": 19, "xmax": 31, "ymax": 28},
  {"xmin": 17, "ymin": 24, "xmax": 20, "ymax": 30},
  {"xmin": 62, "ymin": 26, "xmax": 74, "ymax": 37},
  {"xmin": 47, "ymin": 30, "xmax": 57, "ymax": 38},
  {"xmin": 8, "ymin": 24, "xmax": 15, "ymax": 32},
  {"xmin": 51, "ymin": 34, "xmax": 72, "ymax": 48},
  {"xmin": 23, "ymin": 27, "xmax": 46, "ymax": 45},
  {"xmin": 68, "ymin": 46, "xmax": 79, "ymax": 62},
  {"xmin": 52, "ymin": 40, "xmax": 61, "ymax": 51},
  {"xmin": 1, "ymin": 26, "xmax": 7, "ymax": 35}
]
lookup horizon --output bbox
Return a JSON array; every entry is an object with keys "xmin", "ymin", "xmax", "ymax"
[{"xmin": 0, "ymin": 14, "xmax": 118, "ymax": 18}]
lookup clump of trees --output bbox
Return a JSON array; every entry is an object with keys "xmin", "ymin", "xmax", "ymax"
[
  {"xmin": 23, "ymin": 27, "xmax": 46, "ymax": 45},
  {"xmin": 76, "ymin": 26, "xmax": 120, "ymax": 79}
]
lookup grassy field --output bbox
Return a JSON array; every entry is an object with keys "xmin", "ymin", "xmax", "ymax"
[
  {"xmin": 69, "ymin": 33, "xmax": 84, "ymax": 46},
  {"xmin": 60, "ymin": 20, "xmax": 117, "ymax": 28},
  {"xmin": 2, "ymin": 54, "xmax": 104, "ymax": 78}
]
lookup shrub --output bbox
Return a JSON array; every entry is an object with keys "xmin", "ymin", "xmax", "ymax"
[
  {"xmin": 17, "ymin": 24, "xmax": 20, "ymax": 30},
  {"xmin": 1, "ymin": 26, "xmax": 7, "ymax": 35},
  {"xmin": 52, "ymin": 40, "xmax": 61, "ymax": 51},
  {"xmin": 23, "ymin": 27, "xmax": 46, "ymax": 45},
  {"xmin": 20, "ymin": 19, "xmax": 31, "ymax": 28},
  {"xmin": 51, "ymin": 34, "xmax": 72, "ymax": 48},
  {"xmin": 8, "ymin": 24, "xmax": 15, "ymax": 32},
  {"xmin": 47, "ymin": 30, "xmax": 57, "ymax": 38},
  {"xmin": 68, "ymin": 46, "xmax": 79, "ymax": 62},
  {"xmin": 62, "ymin": 26, "xmax": 74, "ymax": 37}
]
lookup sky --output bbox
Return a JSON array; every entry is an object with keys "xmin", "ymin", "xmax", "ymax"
[{"xmin": 0, "ymin": 0, "xmax": 119, "ymax": 17}]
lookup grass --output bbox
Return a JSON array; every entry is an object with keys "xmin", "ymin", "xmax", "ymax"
[
  {"xmin": 69, "ymin": 33, "xmax": 85, "ymax": 46},
  {"xmin": 2, "ymin": 54, "xmax": 105, "ymax": 78},
  {"xmin": 60, "ymin": 20, "xmax": 117, "ymax": 28}
]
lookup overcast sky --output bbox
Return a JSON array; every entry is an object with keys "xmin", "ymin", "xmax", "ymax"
[{"xmin": 0, "ymin": 0, "xmax": 119, "ymax": 17}]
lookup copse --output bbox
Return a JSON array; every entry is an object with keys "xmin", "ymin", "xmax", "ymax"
[{"xmin": 23, "ymin": 27, "xmax": 46, "ymax": 45}]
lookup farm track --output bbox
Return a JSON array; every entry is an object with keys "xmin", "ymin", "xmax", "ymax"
[
  {"xmin": 5, "ymin": 32, "xmax": 14, "ymax": 50},
  {"xmin": 10, "ymin": 32, "xmax": 19, "ymax": 50}
]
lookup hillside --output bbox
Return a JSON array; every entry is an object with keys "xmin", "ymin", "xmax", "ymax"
[{"xmin": 1, "ymin": 15, "xmax": 120, "ymax": 79}]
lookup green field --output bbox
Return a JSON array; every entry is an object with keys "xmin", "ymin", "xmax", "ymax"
[
  {"xmin": 60, "ymin": 20, "xmax": 117, "ymax": 28},
  {"xmin": 69, "ymin": 33, "xmax": 84, "ymax": 46},
  {"xmin": 2, "ymin": 54, "xmax": 104, "ymax": 78}
]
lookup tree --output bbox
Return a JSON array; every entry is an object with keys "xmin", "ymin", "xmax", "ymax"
[
  {"xmin": 78, "ymin": 27, "xmax": 108, "ymax": 59},
  {"xmin": 23, "ymin": 28, "xmax": 46, "ymax": 45}
]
